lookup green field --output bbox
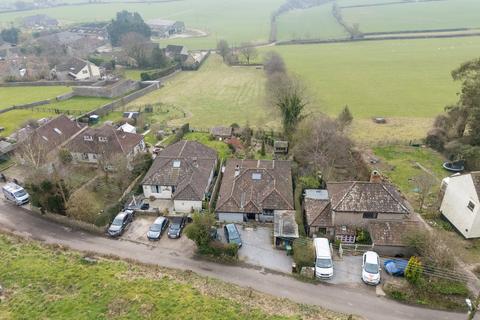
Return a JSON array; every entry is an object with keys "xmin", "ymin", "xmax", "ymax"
[
  {"xmin": 0, "ymin": 0, "xmax": 282, "ymax": 49},
  {"xmin": 276, "ymin": 3, "xmax": 348, "ymax": 41},
  {"xmin": 0, "ymin": 234, "xmax": 345, "ymax": 320},
  {"xmin": 342, "ymin": 0, "xmax": 480, "ymax": 33},
  {"xmin": 0, "ymin": 86, "xmax": 71, "ymax": 110},
  {"xmin": 128, "ymin": 54, "xmax": 275, "ymax": 129},
  {"xmin": 0, "ymin": 96, "xmax": 110, "ymax": 137}
]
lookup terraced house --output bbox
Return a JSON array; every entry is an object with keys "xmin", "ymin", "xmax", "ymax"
[
  {"xmin": 216, "ymin": 160, "xmax": 294, "ymax": 223},
  {"xmin": 142, "ymin": 140, "xmax": 218, "ymax": 213}
]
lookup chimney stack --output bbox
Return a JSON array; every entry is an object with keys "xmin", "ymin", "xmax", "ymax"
[
  {"xmin": 234, "ymin": 164, "xmax": 240, "ymax": 177},
  {"xmin": 370, "ymin": 170, "xmax": 382, "ymax": 183}
]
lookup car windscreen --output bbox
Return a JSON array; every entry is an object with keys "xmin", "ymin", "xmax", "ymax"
[
  {"xmin": 316, "ymin": 258, "xmax": 332, "ymax": 268},
  {"xmin": 170, "ymin": 223, "xmax": 180, "ymax": 230},
  {"xmin": 112, "ymin": 217, "xmax": 124, "ymax": 226},
  {"xmin": 150, "ymin": 223, "xmax": 163, "ymax": 232},
  {"xmin": 14, "ymin": 190, "xmax": 26, "ymax": 197},
  {"xmin": 365, "ymin": 262, "xmax": 379, "ymax": 274}
]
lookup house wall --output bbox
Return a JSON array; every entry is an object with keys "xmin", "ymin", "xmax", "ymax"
[
  {"xmin": 440, "ymin": 175, "xmax": 479, "ymax": 238},
  {"xmin": 143, "ymin": 185, "xmax": 172, "ymax": 199},
  {"xmin": 334, "ymin": 211, "xmax": 405, "ymax": 228},
  {"xmin": 217, "ymin": 212, "xmax": 244, "ymax": 223},
  {"xmin": 174, "ymin": 200, "xmax": 201, "ymax": 213}
]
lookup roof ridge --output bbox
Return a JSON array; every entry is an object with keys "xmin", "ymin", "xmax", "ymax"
[{"xmin": 332, "ymin": 181, "xmax": 356, "ymax": 211}]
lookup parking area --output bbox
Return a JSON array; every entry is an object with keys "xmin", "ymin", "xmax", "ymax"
[
  {"xmin": 120, "ymin": 215, "xmax": 195, "ymax": 255},
  {"xmin": 219, "ymin": 225, "xmax": 293, "ymax": 273},
  {"xmin": 328, "ymin": 255, "xmax": 363, "ymax": 286}
]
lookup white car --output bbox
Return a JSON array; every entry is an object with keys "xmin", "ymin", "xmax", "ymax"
[{"xmin": 362, "ymin": 251, "xmax": 381, "ymax": 285}]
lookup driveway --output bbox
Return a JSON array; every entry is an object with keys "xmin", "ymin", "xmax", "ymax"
[
  {"xmin": 328, "ymin": 255, "xmax": 364, "ymax": 286},
  {"xmin": 234, "ymin": 225, "xmax": 293, "ymax": 273},
  {"xmin": 0, "ymin": 202, "xmax": 468, "ymax": 320}
]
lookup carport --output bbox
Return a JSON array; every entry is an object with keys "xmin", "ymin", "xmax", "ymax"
[{"xmin": 273, "ymin": 210, "xmax": 298, "ymax": 253}]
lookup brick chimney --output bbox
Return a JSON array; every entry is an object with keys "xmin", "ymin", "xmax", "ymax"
[{"xmin": 370, "ymin": 170, "xmax": 382, "ymax": 183}]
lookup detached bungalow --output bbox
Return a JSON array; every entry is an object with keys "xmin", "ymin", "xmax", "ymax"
[
  {"xmin": 142, "ymin": 140, "xmax": 218, "ymax": 213},
  {"xmin": 55, "ymin": 57, "xmax": 101, "ymax": 81},
  {"xmin": 440, "ymin": 172, "xmax": 480, "ymax": 238},
  {"xmin": 216, "ymin": 160, "xmax": 294, "ymax": 223}
]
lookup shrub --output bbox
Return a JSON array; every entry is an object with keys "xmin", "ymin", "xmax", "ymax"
[
  {"xmin": 292, "ymin": 238, "xmax": 315, "ymax": 269},
  {"xmin": 355, "ymin": 229, "xmax": 371, "ymax": 244},
  {"xmin": 426, "ymin": 128, "xmax": 447, "ymax": 151},
  {"xmin": 58, "ymin": 148, "xmax": 73, "ymax": 164},
  {"xmin": 67, "ymin": 189, "xmax": 101, "ymax": 223},
  {"xmin": 185, "ymin": 213, "xmax": 216, "ymax": 248},
  {"xmin": 405, "ymin": 256, "xmax": 423, "ymax": 285}
]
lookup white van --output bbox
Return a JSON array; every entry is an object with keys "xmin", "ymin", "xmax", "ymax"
[
  {"xmin": 2, "ymin": 183, "xmax": 29, "ymax": 205},
  {"xmin": 314, "ymin": 238, "xmax": 334, "ymax": 279}
]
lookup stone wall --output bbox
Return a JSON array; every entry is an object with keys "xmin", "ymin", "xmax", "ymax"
[
  {"xmin": 72, "ymin": 79, "xmax": 140, "ymax": 99},
  {"xmin": 0, "ymin": 80, "xmax": 99, "ymax": 87}
]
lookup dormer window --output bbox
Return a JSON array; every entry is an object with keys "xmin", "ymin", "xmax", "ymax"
[
  {"xmin": 83, "ymin": 135, "xmax": 93, "ymax": 141},
  {"xmin": 54, "ymin": 128, "xmax": 62, "ymax": 135},
  {"xmin": 99, "ymin": 136, "xmax": 108, "ymax": 142},
  {"xmin": 252, "ymin": 173, "xmax": 262, "ymax": 180}
]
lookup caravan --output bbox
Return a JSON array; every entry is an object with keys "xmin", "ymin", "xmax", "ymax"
[
  {"xmin": 314, "ymin": 238, "xmax": 334, "ymax": 279},
  {"xmin": 2, "ymin": 183, "xmax": 29, "ymax": 205}
]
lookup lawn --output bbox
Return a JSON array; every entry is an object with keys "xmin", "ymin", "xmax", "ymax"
[
  {"xmin": 0, "ymin": 233, "xmax": 345, "ymax": 320},
  {"xmin": 342, "ymin": 0, "xmax": 480, "ymax": 33},
  {"xmin": 127, "ymin": 54, "xmax": 275, "ymax": 129},
  {"xmin": 0, "ymin": 86, "xmax": 71, "ymax": 110},
  {"xmin": 0, "ymin": 97, "xmax": 110, "ymax": 137},
  {"xmin": 276, "ymin": 3, "xmax": 348, "ymax": 41},
  {"xmin": 268, "ymin": 37, "xmax": 480, "ymax": 141},
  {"xmin": 0, "ymin": 0, "xmax": 282, "ymax": 49},
  {"xmin": 183, "ymin": 132, "xmax": 232, "ymax": 160}
]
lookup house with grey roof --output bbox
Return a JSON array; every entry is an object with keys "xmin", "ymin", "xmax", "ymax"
[
  {"xmin": 142, "ymin": 140, "xmax": 218, "ymax": 213},
  {"xmin": 147, "ymin": 19, "xmax": 185, "ymax": 38},
  {"xmin": 54, "ymin": 57, "xmax": 101, "ymax": 81},
  {"xmin": 303, "ymin": 189, "xmax": 333, "ymax": 237},
  {"xmin": 440, "ymin": 172, "xmax": 480, "ymax": 239},
  {"xmin": 216, "ymin": 160, "xmax": 294, "ymax": 223}
]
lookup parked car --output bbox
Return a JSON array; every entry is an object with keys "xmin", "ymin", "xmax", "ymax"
[
  {"xmin": 314, "ymin": 238, "xmax": 334, "ymax": 279},
  {"xmin": 384, "ymin": 259, "xmax": 408, "ymax": 277},
  {"xmin": 223, "ymin": 224, "xmax": 242, "ymax": 247},
  {"xmin": 147, "ymin": 217, "xmax": 169, "ymax": 240},
  {"xmin": 107, "ymin": 211, "xmax": 133, "ymax": 237},
  {"xmin": 362, "ymin": 251, "xmax": 381, "ymax": 285},
  {"xmin": 167, "ymin": 216, "xmax": 186, "ymax": 239}
]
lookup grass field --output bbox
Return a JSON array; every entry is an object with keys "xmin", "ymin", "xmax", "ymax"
[
  {"xmin": 127, "ymin": 54, "xmax": 275, "ymax": 129},
  {"xmin": 0, "ymin": 86, "xmax": 71, "ymax": 110},
  {"xmin": 0, "ymin": 96, "xmax": 110, "ymax": 137},
  {"xmin": 0, "ymin": 0, "xmax": 282, "ymax": 49},
  {"xmin": 184, "ymin": 132, "xmax": 233, "ymax": 160},
  {"xmin": 268, "ymin": 37, "xmax": 480, "ymax": 140},
  {"xmin": 0, "ymin": 234, "xmax": 345, "ymax": 320},
  {"xmin": 276, "ymin": 3, "xmax": 348, "ymax": 41},
  {"xmin": 342, "ymin": 0, "xmax": 480, "ymax": 33}
]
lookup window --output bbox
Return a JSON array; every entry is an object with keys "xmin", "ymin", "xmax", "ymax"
[
  {"xmin": 263, "ymin": 209, "xmax": 274, "ymax": 216},
  {"xmin": 81, "ymin": 153, "xmax": 88, "ymax": 160},
  {"xmin": 252, "ymin": 173, "xmax": 262, "ymax": 180},
  {"xmin": 84, "ymin": 135, "xmax": 93, "ymax": 141},
  {"xmin": 173, "ymin": 160, "xmax": 181, "ymax": 168},
  {"xmin": 363, "ymin": 212, "xmax": 378, "ymax": 219},
  {"xmin": 468, "ymin": 201, "xmax": 475, "ymax": 212},
  {"xmin": 82, "ymin": 69, "xmax": 88, "ymax": 74},
  {"xmin": 151, "ymin": 185, "xmax": 160, "ymax": 193},
  {"xmin": 98, "ymin": 136, "xmax": 108, "ymax": 142}
]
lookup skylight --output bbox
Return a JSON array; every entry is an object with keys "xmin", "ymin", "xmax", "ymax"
[
  {"xmin": 54, "ymin": 128, "xmax": 62, "ymax": 135},
  {"xmin": 252, "ymin": 173, "xmax": 262, "ymax": 180},
  {"xmin": 173, "ymin": 160, "xmax": 181, "ymax": 168}
]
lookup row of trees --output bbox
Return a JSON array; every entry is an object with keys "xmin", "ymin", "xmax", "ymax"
[
  {"xmin": 426, "ymin": 57, "xmax": 480, "ymax": 169},
  {"xmin": 120, "ymin": 32, "xmax": 169, "ymax": 69},
  {"xmin": 107, "ymin": 10, "xmax": 151, "ymax": 46},
  {"xmin": 216, "ymin": 39, "xmax": 258, "ymax": 65}
]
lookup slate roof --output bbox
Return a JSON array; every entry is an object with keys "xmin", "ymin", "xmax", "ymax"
[
  {"xmin": 56, "ymin": 57, "xmax": 90, "ymax": 74},
  {"xmin": 216, "ymin": 160, "xmax": 294, "ymax": 213},
  {"xmin": 327, "ymin": 181, "xmax": 410, "ymax": 214},
  {"xmin": 368, "ymin": 220, "xmax": 420, "ymax": 246},
  {"xmin": 66, "ymin": 124, "xmax": 143, "ymax": 156},
  {"xmin": 27, "ymin": 115, "xmax": 85, "ymax": 150},
  {"xmin": 210, "ymin": 126, "xmax": 232, "ymax": 138},
  {"xmin": 142, "ymin": 140, "xmax": 217, "ymax": 201}
]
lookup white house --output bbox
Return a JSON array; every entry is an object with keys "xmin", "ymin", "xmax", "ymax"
[
  {"xmin": 55, "ymin": 57, "xmax": 101, "ymax": 81},
  {"xmin": 142, "ymin": 140, "xmax": 217, "ymax": 213},
  {"xmin": 440, "ymin": 172, "xmax": 480, "ymax": 239}
]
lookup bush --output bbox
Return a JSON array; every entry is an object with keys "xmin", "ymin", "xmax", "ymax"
[
  {"xmin": 67, "ymin": 189, "xmax": 102, "ymax": 223},
  {"xmin": 405, "ymin": 256, "xmax": 423, "ymax": 285},
  {"xmin": 131, "ymin": 152, "xmax": 153, "ymax": 176},
  {"xmin": 355, "ymin": 228, "xmax": 371, "ymax": 244},
  {"xmin": 94, "ymin": 202, "xmax": 123, "ymax": 227},
  {"xmin": 185, "ymin": 212, "xmax": 216, "ymax": 248},
  {"xmin": 292, "ymin": 238, "xmax": 315, "ymax": 269},
  {"xmin": 58, "ymin": 148, "xmax": 73, "ymax": 164},
  {"xmin": 140, "ymin": 64, "xmax": 178, "ymax": 81},
  {"xmin": 426, "ymin": 128, "xmax": 447, "ymax": 151},
  {"xmin": 200, "ymin": 240, "xmax": 239, "ymax": 258}
]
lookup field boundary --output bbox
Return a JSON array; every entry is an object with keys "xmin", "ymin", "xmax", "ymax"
[
  {"xmin": 339, "ymin": 0, "xmax": 446, "ymax": 9},
  {"xmin": 0, "ymin": 80, "xmax": 99, "ymax": 87}
]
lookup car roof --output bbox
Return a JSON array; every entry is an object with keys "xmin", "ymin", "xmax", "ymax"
[
  {"xmin": 225, "ymin": 224, "xmax": 238, "ymax": 233},
  {"xmin": 171, "ymin": 216, "xmax": 184, "ymax": 223},
  {"xmin": 364, "ymin": 251, "xmax": 379, "ymax": 263},
  {"xmin": 115, "ymin": 212, "xmax": 127, "ymax": 219},
  {"xmin": 154, "ymin": 217, "xmax": 166, "ymax": 224}
]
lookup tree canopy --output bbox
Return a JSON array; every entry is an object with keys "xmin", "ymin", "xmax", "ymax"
[
  {"xmin": 1, "ymin": 27, "xmax": 20, "ymax": 44},
  {"xmin": 107, "ymin": 11, "xmax": 151, "ymax": 46}
]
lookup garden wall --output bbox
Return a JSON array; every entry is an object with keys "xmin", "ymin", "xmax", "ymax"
[
  {"xmin": 0, "ymin": 80, "xmax": 99, "ymax": 87},
  {"xmin": 72, "ymin": 79, "xmax": 140, "ymax": 99}
]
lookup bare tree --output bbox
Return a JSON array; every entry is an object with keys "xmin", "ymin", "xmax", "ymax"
[
  {"xmin": 239, "ymin": 43, "xmax": 258, "ymax": 65},
  {"xmin": 120, "ymin": 32, "xmax": 153, "ymax": 68},
  {"xmin": 216, "ymin": 39, "xmax": 230, "ymax": 62},
  {"xmin": 414, "ymin": 173, "xmax": 436, "ymax": 212},
  {"xmin": 67, "ymin": 188, "xmax": 101, "ymax": 223},
  {"xmin": 15, "ymin": 132, "xmax": 49, "ymax": 168},
  {"xmin": 293, "ymin": 115, "xmax": 354, "ymax": 180},
  {"xmin": 263, "ymin": 51, "xmax": 286, "ymax": 76}
]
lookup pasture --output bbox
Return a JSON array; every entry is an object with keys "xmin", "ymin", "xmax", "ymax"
[
  {"xmin": 0, "ymin": 86, "xmax": 71, "ymax": 110},
  {"xmin": 269, "ymin": 36, "xmax": 480, "ymax": 141},
  {"xmin": 0, "ymin": 0, "xmax": 282, "ymax": 49},
  {"xmin": 0, "ymin": 96, "xmax": 110, "ymax": 137},
  {"xmin": 127, "ymin": 54, "xmax": 275, "ymax": 129}
]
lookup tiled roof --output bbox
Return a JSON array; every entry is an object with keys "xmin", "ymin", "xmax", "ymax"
[
  {"xmin": 304, "ymin": 197, "xmax": 333, "ymax": 227},
  {"xmin": 26, "ymin": 115, "xmax": 85, "ymax": 150},
  {"xmin": 328, "ymin": 181, "xmax": 410, "ymax": 214},
  {"xmin": 56, "ymin": 57, "xmax": 89, "ymax": 74},
  {"xmin": 142, "ymin": 140, "xmax": 217, "ymax": 201},
  {"xmin": 210, "ymin": 126, "xmax": 232, "ymax": 137},
  {"xmin": 368, "ymin": 220, "xmax": 420, "ymax": 246},
  {"xmin": 66, "ymin": 124, "xmax": 143, "ymax": 156},
  {"xmin": 216, "ymin": 160, "xmax": 294, "ymax": 213}
]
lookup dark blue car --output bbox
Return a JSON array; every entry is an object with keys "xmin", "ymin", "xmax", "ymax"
[{"xmin": 384, "ymin": 259, "xmax": 408, "ymax": 276}]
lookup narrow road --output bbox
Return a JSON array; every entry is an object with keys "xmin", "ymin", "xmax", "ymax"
[{"xmin": 0, "ymin": 202, "xmax": 468, "ymax": 320}]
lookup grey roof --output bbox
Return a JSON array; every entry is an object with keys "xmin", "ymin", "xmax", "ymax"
[
  {"xmin": 368, "ymin": 220, "xmax": 420, "ymax": 246},
  {"xmin": 142, "ymin": 140, "xmax": 217, "ymax": 201},
  {"xmin": 304, "ymin": 189, "xmax": 329, "ymax": 200},
  {"xmin": 328, "ymin": 181, "xmax": 410, "ymax": 214},
  {"xmin": 210, "ymin": 126, "xmax": 232, "ymax": 138},
  {"xmin": 56, "ymin": 57, "xmax": 90, "ymax": 74},
  {"xmin": 304, "ymin": 197, "xmax": 332, "ymax": 228},
  {"xmin": 216, "ymin": 160, "xmax": 294, "ymax": 213},
  {"xmin": 274, "ymin": 210, "xmax": 299, "ymax": 239},
  {"xmin": 147, "ymin": 19, "xmax": 178, "ymax": 27},
  {"xmin": 0, "ymin": 140, "xmax": 14, "ymax": 155}
]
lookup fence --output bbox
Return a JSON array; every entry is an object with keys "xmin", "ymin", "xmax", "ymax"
[
  {"xmin": 336, "ymin": 243, "xmax": 374, "ymax": 258},
  {"xmin": 208, "ymin": 159, "xmax": 224, "ymax": 211}
]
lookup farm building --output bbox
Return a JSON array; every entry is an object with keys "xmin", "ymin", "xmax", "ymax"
[
  {"xmin": 216, "ymin": 160, "xmax": 294, "ymax": 223},
  {"xmin": 165, "ymin": 45, "xmax": 189, "ymax": 62},
  {"xmin": 440, "ymin": 172, "xmax": 480, "ymax": 239},
  {"xmin": 147, "ymin": 19, "xmax": 185, "ymax": 38},
  {"xmin": 210, "ymin": 126, "xmax": 232, "ymax": 140}
]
